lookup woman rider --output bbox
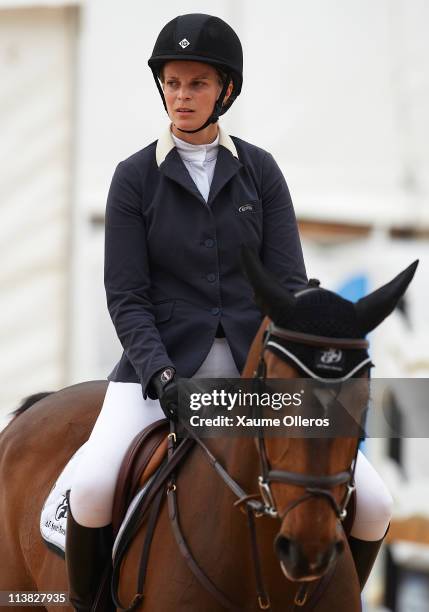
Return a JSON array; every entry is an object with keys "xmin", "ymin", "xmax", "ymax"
[{"xmin": 65, "ymin": 13, "xmax": 392, "ymax": 610}]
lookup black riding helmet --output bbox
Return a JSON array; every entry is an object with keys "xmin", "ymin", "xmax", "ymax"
[{"xmin": 148, "ymin": 13, "xmax": 243, "ymax": 134}]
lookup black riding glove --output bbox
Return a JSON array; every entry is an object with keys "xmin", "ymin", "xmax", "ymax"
[{"xmin": 150, "ymin": 367, "xmax": 179, "ymax": 421}]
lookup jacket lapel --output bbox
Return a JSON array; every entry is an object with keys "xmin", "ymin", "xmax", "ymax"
[
  {"xmin": 207, "ymin": 146, "xmax": 243, "ymax": 205},
  {"xmin": 159, "ymin": 148, "xmax": 207, "ymax": 205}
]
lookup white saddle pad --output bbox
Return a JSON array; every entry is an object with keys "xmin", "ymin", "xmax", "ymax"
[
  {"xmin": 40, "ymin": 443, "xmax": 161, "ymax": 559},
  {"xmin": 40, "ymin": 443, "xmax": 88, "ymax": 556}
]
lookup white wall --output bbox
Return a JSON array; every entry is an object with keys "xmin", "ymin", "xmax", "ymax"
[
  {"xmin": 0, "ymin": 6, "xmax": 77, "ymax": 423},
  {"xmin": 241, "ymin": 0, "xmax": 429, "ymax": 226}
]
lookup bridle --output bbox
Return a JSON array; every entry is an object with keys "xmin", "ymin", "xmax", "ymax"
[
  {"xmin": 236, "ymin": 320, "xmax": 368, "ymax": 608},
  {"xmin": 252, "ymin": 321, "xmax": 370, "ymax": 524}
]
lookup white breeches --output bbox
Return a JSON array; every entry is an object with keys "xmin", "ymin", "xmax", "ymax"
[
  {"xmin": 70, "ymin": 340, "xmax": 392, "ymax": 541},
  {"xmin": 351, "ymin": 448, "xmax": 393, "ymax": 541}
]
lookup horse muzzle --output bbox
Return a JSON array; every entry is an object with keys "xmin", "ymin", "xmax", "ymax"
[{"xmin": 274, "ymin": 534, "xmax": 344, "ymax": 581}]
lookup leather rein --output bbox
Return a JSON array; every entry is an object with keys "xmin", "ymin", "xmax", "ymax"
[{"xmin": 114, "ymin": 321, "xmax": 367, "ymax": 611}]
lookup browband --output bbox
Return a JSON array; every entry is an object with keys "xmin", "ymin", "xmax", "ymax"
[{"xmin": 268, "ymin": 323, "xmax": 369, "ymax": 350}]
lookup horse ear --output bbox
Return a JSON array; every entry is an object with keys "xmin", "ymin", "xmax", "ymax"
[
  {"xmin": 354, "ymin": 260, "xmax": 419, "ymax": 335},
  {"xmin": 240, "ymin": 245, "xmax": 296, "ymax": 320}
]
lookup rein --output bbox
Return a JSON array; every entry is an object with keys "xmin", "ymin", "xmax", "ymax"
[{"xmin": 117, "ymin": 321, "xmax": 364, "ymax": 611}]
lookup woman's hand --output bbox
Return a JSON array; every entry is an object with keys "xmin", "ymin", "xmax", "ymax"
[{"xmin": 151, "ymin": 368, "xmax": 179, "ymax": 420}]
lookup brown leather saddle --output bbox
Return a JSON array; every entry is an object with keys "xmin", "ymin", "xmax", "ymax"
[
  {"xmin": 91, "ymin": 419, "xmax": 170, "ymax": 612},
  {"xmin": 93, "ymin": 418, "xmax": 194, "ymax": 612},
  {"xmin": 111, "ymin": 418, "xmax": 170, "ymax": 539}
]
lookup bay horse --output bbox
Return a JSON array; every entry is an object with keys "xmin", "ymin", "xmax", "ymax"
[{"xmin": 0, "ymin": 250, "xmax": 417, "ymax": 612}]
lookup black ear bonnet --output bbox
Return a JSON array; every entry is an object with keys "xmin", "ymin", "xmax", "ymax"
[{"xmin": 266, "ymin": 284, "xmax": 373, "ymax": 380}]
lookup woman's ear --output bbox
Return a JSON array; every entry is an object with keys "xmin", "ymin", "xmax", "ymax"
[{"xmin": 223, "ymin": 80, "xmax": 234, "ymax": 105}]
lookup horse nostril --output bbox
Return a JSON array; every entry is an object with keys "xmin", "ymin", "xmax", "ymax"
[
  {"xmin": 335, "ymin": 539, "xmax": 345, "ymax": 556},
  {"xmin": 274, "ymin": 535, "xmax": 292, "ymax": 562}
]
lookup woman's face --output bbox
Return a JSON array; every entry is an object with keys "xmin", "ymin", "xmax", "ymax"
[{"xmin": 162, "ymin": 60, "xmax": 233, "ymax": 142}]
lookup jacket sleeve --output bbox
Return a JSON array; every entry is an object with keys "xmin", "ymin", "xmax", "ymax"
[
  {"xmin": 261, "ymin": 152, "xmax": 308, "ymax": 291},
  {"xmin": 104, "ymin": 160, "xmax": 175, "ymax": 398}
]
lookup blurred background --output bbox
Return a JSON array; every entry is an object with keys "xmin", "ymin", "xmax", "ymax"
[{"xmin": 0, "ymin": 1, "xmax": 428, "ymax": 609}]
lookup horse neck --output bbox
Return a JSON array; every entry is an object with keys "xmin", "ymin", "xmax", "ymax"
[
  {"xmin": 205, "ymin": 316, "xmax": 271, "ymax": 491},
  {"xmin": 241, "ymin": 315, "xmax": 270, "ymax": 378}
]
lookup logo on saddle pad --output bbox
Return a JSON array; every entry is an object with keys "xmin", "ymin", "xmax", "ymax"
[
  {"xmin": 315, "ymin": 348, "xmax": 344, "ymax": 372},
  {"xmin": 55, "ymin": 496, "xmax": 68, "ymax": 521}
]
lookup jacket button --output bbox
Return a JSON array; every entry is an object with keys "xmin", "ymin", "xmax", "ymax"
[
  {"xmin": 211, "ymin": 307, "xmax": 220, "ymax": 315},
  {"xmin": 204, "ymin": 238, "xmax": 215, "ymax": 248},
  {"xmin": 206, "ymin": 273, "xmax": 216, "ymax": 282}
]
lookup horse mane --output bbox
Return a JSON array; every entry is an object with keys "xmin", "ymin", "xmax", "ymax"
[{"xmin": 9, "ymin": 392, "xmax": 54, "ymax": 419}]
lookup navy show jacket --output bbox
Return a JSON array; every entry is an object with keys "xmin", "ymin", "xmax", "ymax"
[{"xmin": 105, "ymin": 126, "xmax": 307, "ymax": 397}]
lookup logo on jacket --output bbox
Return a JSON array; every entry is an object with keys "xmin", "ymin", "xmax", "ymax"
[
  {"xmin": 179, "ymin": 38, "xmax": 190, "ymax": 49},
  {"xmin": 239, "ymin": 204, "xmax": 255, "ymax": 213}
]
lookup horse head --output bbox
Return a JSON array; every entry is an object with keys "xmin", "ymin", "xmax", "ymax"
[{"xmin": 241, "ymin": 247, "xmax": 418, "ymax": 582}]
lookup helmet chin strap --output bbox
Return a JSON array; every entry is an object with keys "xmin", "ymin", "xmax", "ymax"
[
  {"xmin": 175, "ymin": 113, "xmax": 218, "ymax": 134},
  {"xmin": 152, "ymin": 70, "xmax": 232, "ymax": 135}
]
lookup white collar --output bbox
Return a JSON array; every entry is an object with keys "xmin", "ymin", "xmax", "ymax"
[
  {"xmin": 171, "ymin": 131, "xmax": 219, "ymax": 162},
  {"xmin": 156, "ymin": 124, "xmax": 238, "ymax": 167}
]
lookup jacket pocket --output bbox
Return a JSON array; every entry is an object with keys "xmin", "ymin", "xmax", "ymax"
[{"xmin": 153, "ymin": 300, "xmax": 175, "ymax": 323}]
